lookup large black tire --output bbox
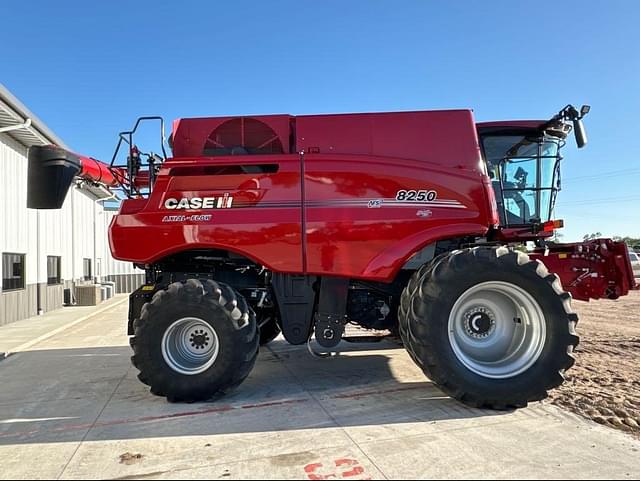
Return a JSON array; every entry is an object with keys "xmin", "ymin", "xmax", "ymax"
[
  {"xmin": 399, "ymin": 246, "xmax": 579, "ymax": 410},
  {"xmin": 397, "ymin": 254, "xmax": 447, "ymax": 354},
  {"xmin": 130, "ymin": 279, "xmax": 259, "ymax": 402}
]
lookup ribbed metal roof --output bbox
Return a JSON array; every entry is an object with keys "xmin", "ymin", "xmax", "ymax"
[{"xmin": 0, "ymin": 83, "xmax": 69, "ymax": 149}]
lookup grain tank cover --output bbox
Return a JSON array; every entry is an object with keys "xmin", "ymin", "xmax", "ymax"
[
  {"xmin": 170, "ymin": 110, "xmax": 483, "ymax": 171},
  {"xmin": 296, "ymin": 110, "xmax": 482, "ymax": 169}
]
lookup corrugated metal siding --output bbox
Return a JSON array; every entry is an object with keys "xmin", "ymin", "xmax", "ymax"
[
  {"xmin": 0, "ymin": 134, "xmax": 37, "ymax": 284},
  {"xmin": 72, "ymin": 189, "xmax": 96, "ymax": 279},
  {"xmin": 101, "ymin": 210, "xmax": 141, "ymax": 277},
  {"xmin": 42, "ymin": 283, "xmax": 64, "ymax": 313},
  {"xmin": 0, "ymin": 285, "xmax": 38, "ymax": 326},
  {"xmin": 104, "ymin": 274, "xmax": 146, "ymax": 294},
  {"xmin": 37, "ymin": 191, "xmax": 74, "ymax": 283}
]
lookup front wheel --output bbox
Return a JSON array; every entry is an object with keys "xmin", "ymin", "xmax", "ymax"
[{"xmin": 399, "ymin": 246, "xmax": 579, "ymax": 410}]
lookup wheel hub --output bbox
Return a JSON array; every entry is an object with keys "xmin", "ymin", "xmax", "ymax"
[
  {"xmin": 162, "ymin": 317, "xmax": 220, "ymax": 375},
  {"xmin": 189, "ymin": 330, "xmax": 211, "ymax": 350},
  {"xmin": 463, "ymin": 307, "xmax": 496, "ymax": 339}
]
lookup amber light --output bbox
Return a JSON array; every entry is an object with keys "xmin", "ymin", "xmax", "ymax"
[{"xmin": 543, "ymin": 219, "xmax": 564, "ymax": 232}]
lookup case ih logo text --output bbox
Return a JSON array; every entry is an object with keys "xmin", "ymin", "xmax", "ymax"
[{"xmin": 164, "ymin": 194, "xmax": 234, "ymax": 210}]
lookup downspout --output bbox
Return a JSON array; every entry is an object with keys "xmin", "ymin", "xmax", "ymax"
[
  {"xmin": 71, "ymin": 186, "xmax": 76, "ymax": 293},
  {"xmin": 93, "ymin": 197, "xmax": 97, "ymax": 284},
  {"xmin": 37, "ymin": 209, "xmax": 42, "ymax": 315},
  {"xmin": 94, "ymin": 189, "xmax": 117, "ymax": 286}
]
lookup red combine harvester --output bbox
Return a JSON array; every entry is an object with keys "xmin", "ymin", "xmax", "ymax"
[{"xmin": 27, "ymin": 106, "xmax": 636, "ymax": 409}]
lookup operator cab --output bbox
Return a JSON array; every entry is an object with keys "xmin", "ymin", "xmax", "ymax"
[
  {"xmin": 482, "ymin": 132, "xmax": 563, "ymax": 226},
  {"xmin": 478, "ymin": 105, "xmax": 590, "ymax": 233}
]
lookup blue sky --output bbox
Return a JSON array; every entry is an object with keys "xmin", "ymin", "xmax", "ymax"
[{"xmin": 2, "ymin": 0, "xmax": 639, "ymax": 241}]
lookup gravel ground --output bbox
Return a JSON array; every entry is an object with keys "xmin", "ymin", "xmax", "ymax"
[{"xmin": 548, "ymin": 289, "xmax": 640, "ymax": 437}]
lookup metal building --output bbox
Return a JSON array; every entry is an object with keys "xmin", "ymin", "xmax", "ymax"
[{"xmin": 0, "ymin": 83, "xmax": 143, "ymax": 325}]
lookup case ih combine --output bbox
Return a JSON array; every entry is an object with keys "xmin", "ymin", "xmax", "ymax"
[{"xmin": 27, "ymin": 105, "xmax": 636, "ymax": 409}]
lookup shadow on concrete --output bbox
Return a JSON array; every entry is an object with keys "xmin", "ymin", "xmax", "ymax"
[{"xmin": 0, "ymin": 339, "xmax": 507, "ymax": 446}]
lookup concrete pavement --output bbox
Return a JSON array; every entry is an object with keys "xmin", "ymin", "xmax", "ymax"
[
  {"xmin": 0, "ymin": 295, "xmax": 128, "ymax": 357},
  {"xmin": 0, "ymin": 300, "xmax": 638, "ymax": 479}
]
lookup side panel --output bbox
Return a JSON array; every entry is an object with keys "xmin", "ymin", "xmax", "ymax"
[
  {"xmin": 303, "ymin": 154, "xmax": 490, "ymax": 281},
  {"xmin": 109, "ymin": 155, "xmax": 304, "ymax": 273}
]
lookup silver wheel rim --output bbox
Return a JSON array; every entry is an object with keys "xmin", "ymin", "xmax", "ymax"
[
  {"xmin": 447, "ymin": 281, "xmax": 546, "ymax": 379},
  {"xmin": 161, "ymin": 317, "xmax": 219, "ymax": 375}
]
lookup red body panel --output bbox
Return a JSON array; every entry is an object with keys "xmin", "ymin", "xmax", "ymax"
[
  {"xmin": 110, "ymin": 154, "xmax": 304, "ymax": 273},
  {"xmin": 302, "ymin": 154, "xmax": 489, "ymax": 279},
  {"xmin": 109, "ymin": 109, "xmax": 493, "ymax": 281}
]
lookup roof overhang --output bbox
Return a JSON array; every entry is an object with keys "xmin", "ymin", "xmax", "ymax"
[{"xmin": 0, "ymin": 83, "xmax": 69, "ymax": 149}]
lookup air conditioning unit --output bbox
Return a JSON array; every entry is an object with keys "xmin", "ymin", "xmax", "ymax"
[
  {"xmin": 75, "ymin": 285, "xmax": 102, "ymax": 306},
  {"xmin": 63, "ymin": 288, "xmax": 76, "ymax": 306}
]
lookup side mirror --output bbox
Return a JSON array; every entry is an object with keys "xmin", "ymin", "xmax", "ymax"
[
  {"xmin": 580, "ymin": 105, "xmax": 591, "ymax": 118},
  {"xmin": 545, "ymin": 104, "xmax": 590, "ymax": 148},
  {"xmin": 573, "ymin": 118, "xmax": 588, "ymax": 149}
]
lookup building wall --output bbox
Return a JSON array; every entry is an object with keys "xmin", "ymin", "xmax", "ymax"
[
  {"xmin": 0, "ymin": 134, "xmax": 37, "ymax": 324},
  {"xmin": 0, "ymin": 132, "xmax": 142, "ymax": 326},
  {"xmin": 101, "ymin": 210, "xmax": 145, "ymax": 293}
]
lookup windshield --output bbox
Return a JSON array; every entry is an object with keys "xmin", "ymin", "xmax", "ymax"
[{"xmin": 482, "ymin": 134, "xmax": 562, "ymax": 226}]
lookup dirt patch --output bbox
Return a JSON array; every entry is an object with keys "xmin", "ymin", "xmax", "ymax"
[
  {"xmin": 270, "ymin": 451, "xmax": 315, "ymax": 467},
  {"xmin": 119, "ymin": 452, "xmax": 145, "ymax": 465},
  {"xmin": 548, "ymin": 290, "xmax": 640, "ymax": 437}
]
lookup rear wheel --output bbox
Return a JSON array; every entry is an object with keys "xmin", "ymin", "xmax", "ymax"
[
  {"xmin": 399, "ymin": 246, "xmax": 579, "ymax": 409},
  {"xmin": 130, "ymin": 279, "xmax": 259, "ymax": 402}
]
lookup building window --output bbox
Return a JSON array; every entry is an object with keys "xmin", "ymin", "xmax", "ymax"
[
  {"xmin": 47, "ymin": 256, "xmax": 62, "ymax": 285},
  {"xmin": 2, "ymin": 253, "xmax": 26, "ymax": 291},
  {"xmin": 83, "ymin": 258, "xmax": 92, "ymax": 281}
]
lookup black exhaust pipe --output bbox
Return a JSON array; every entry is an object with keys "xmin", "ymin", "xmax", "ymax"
[{"xmin": 27, "ymin": 145, "xmax": 82, "ymax": 209}]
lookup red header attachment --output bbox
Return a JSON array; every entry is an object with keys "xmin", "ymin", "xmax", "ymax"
[{"xmin": 530, "ymin": 239, "xmax": 636, "ymax": 301}]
